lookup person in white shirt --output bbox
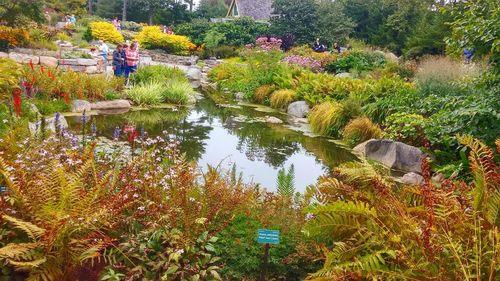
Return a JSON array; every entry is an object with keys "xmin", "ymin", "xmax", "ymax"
[{"xmin": 99, "ymin": 40, "xmax": 110, "ymax": 65}]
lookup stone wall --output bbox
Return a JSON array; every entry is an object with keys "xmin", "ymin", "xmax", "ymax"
[{"xmin": 0, "ymin": 50, "xmax": 105, "ymax": 74}]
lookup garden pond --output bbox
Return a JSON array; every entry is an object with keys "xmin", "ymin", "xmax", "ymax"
[{"xmin": 67, "ymin": 95, "xmax": 357, "ymax": 192}]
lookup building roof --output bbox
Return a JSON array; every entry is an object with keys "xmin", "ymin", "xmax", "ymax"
[{"xmin": 227, "ymin": 0, "xmax": 273, "ymax": 21}]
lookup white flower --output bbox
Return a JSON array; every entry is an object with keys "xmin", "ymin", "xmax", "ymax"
[
  {"xmin": 137, "ymin": 206, "xmax": 145, "ymax": 211},
  {"xmin": 175, "ymin": 249, "xmax": 184, "ymax": 255},
  {"xmin": 133, "ymin": 193, "xmax": 139, "ymax": 198}
]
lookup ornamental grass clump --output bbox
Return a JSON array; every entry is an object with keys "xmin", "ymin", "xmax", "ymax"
[
  {"xmin": 309, "ymin": 99, "xmax": 362, "ymax": 137},
  {"xmin": 254, "ymin": 84, "xmax": 274, "ymax": 103},
  {"xmin": 342, "ymin": 117, "xmax": 382, "ymax": 146},
  {"xmin": 162, "ymin": 80, "xmax": 196, "ymax": 105},
  {"xmin": 270, "ymin": 89, "xmax": 296, "ymax": 109},
  {"xmin": 126, "ymin": 81, "xmax": 165, "ymax": 106}
]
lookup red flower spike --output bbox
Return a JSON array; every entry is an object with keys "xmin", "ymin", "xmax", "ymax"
[
  {"xmin": 29, "ymin": 59, "xmax": 34, "ymax": 71},
  {"xmin": 40, "ymin": 65, "xmax": 44, "ymax": 74},
  {"xmin": 63, "ymin": 93, "xmax": 69, "ymax": 104},
  {"xmin": 13, "ymin": 89, "xmax": 22, "ymax": 117}
]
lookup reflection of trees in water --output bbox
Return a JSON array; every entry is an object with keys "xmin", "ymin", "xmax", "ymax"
[
  {"xmin": 197, "ymin": 97, "xmax": 303, "ymax": 168},
  {"xmin": 233, "ymin": 122, "xmax": 301, "ymax": 167}
]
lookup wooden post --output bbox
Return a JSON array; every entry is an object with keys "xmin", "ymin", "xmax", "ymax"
[{"xmin": 259, "ymin": 243, "xmax": 270, "ymax": 281}]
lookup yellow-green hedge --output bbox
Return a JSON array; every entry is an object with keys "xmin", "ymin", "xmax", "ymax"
[
  {"xmin": 135, "ymin": 26, "xmax": 196, "ymax": 56},
  {"xmin": 89, "ymin": 21, "xmax": 124, "ymax": 44}
]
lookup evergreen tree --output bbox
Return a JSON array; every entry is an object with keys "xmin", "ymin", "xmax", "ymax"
[{"xmin": 270, "ymin": 0, "xmax": 319, "ymax": 44}]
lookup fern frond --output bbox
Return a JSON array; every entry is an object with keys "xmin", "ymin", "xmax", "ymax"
[
  {"xmin": 305, "ymin": 201, "xmax": 377, "ymax": 238},
  {"xmin": 485, "ymin": 190, "xmax": 500, "ymax": 226},
  {"xmin": 2, "ymin": 215, "xmax": 44, "ymax": 240},
  {"xmin": 458, "ymin": 135, "xmax": 498, "ymax": 210},
  {"xmin": 0, "ymin": 243, "xmax": 39, "ymax": 260},
  {"xmin": 8, "ymin": 258, "xmax": 46, "ymax": 269}
]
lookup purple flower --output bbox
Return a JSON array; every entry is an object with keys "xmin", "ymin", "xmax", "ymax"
[
  {"xmin": 81, "ymin": 110, "xmax": 88, "ymax": 125},
  {"xmin": 91, "ymin": 122, "xmax": 97, "ymax": 137},
  {"xmin": 140, "ymin": 127, "xmax": 145, "ymax": 139},
  {"xmin": 71, "ymin": 137, "xmax": 77, "ymax": 147},
  {"xmin": 255, "ymin": 36, "xmax": 282, "ymax": 51},
  {"xmin": 113, "ymin": 126, "xmax": 121, "ymax": 140},
  {"xmin": 282, "ymin": 55, "xmax": 323, "ymax": 72}
]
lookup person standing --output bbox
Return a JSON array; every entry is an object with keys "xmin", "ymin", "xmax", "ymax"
[
  {"xmin": 125, "ymin": 43, "xmax": 140, "ymax": 85},
  {"xmin": 69, "ymin": 14, "xmax": 76, "ymax": 24},
  {"xmin": 464, "ymin": 48, "xmax": 474, "ymax": 64},
  {"xmin": 112, "ymin": 44, "xmax": 126, "ymax": 77},
  {"xmin": 313, "ymin": 38, "xmax": 325, "ymax": 52},
  {"xmin": 99, "ymin": 40, "xmax": 110, "ymax": 66}
]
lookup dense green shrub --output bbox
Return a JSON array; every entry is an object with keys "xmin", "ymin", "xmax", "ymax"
[
  {"xmin": 384, "ymin": 113, "xmax": 428, "ymax": 147},
  {"xmin": 176, "ymin": 17, "xmax": 269, "ymax": 48},
  {"xmin": 199, "ymin": 46, "xmax": 238, "ymax": 59},
  {"xmin": 33, "ymin": 100, "xmax": 70, "ymax": 116},
  {"xmin": 325, "ymin": 51, "xmax": 386, "ymax": 74}
]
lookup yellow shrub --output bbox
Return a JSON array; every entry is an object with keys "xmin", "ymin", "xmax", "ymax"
[
  {"xmin": 254, "ymin": 85, "xmax": 274, "ymax": 103},
  {"xmin": 342, "ymin": 117, "xmax": 382, "ymax": 146},
  {"xmin": 0, "ymin": 26, "xmax": 29, "ymax": 48},
  {"xmin": 270, "ymin": 89, "xmax": 296, "ymax": 109},
  {"xmin": 135, "ymin": 26, "xmax": 196, "ymax": 56},
  {"xmin": 89, "ymin": 21, "xmax": 124, "ymax": 44}
]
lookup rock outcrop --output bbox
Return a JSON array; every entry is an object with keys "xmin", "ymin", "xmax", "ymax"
[
  {"xmin": 287, "ymin": 101, "xmax": 310, "ymax": 118},
  {"xmin": 90, "ymin": 100, "xmax": 131, "ymax": 110},
  {"xmin": 353, "ymin": 139, "xmax": 424, "ymax": 173},
  {"xmin": 71, "ymin": 100, "xmax": 92, "ymax": 113}
]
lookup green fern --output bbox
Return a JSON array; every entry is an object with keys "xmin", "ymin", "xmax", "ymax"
[{"xmin": 276, "ymin": 164, "xmax": 295, "ymax": 197}]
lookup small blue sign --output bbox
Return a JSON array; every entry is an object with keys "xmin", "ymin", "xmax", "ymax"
[{"xmin": 257, "ymin": 229, "xmax": 280, "ymax": 244}]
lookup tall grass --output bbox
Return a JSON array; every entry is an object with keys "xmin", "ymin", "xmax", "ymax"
[
  {"xmin": 163, "ymin": 80, "xmax": 196, "ymax": 105},
  {"xmin": 309, "ymin": 99, "xmax": 362, "ymax": 137},
  {"xmin": 270, "ymin": 89, "xmax": 296, "ymax": 109},
  {"xmin": 254, "ymin": 85, "xmax": 274, "ymax": 103},
  {"xmin": 342, "ymin": 117, "xmax": 382, "ymax": 147},
  {"xmin": 126, "ymin": 81, "xmax": 165, "ymax": 106},
  {"xmin": 416, "ymin": 56, "xmax": 481, "ymax": 84}
]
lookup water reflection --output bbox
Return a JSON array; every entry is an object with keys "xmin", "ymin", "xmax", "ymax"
[{"xmin": 67, "ymin": 97, "xmax": 356, "ymax": 192}]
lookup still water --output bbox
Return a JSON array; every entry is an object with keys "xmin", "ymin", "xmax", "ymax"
[{"xmin": 67, "ymin": 96, "xmax": 356, "ymax": 192}]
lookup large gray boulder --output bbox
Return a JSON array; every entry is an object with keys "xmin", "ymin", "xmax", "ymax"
[
  {"xmin": 0, "ymin": 52, "xmax": 8, "ymax": 58},
  {"xmin": 28, "ymin": 115, "xmax": 68, "ymax": 135},
  {"xmin": 71, "ymin": 100, "xmax": 92, "ymax": 113},
  {"xmin": 287, "ymin": 101, "xmax": 310, "ymax": 118},
  {"xmin": 90, "ymin": 100, "xmax": 131, "ymax": 110},
  {"xmin": 187, "ymin": 67, "xmax": 202, "ymax": 81},
  {"xmin": 353, "ymin": 139, "xmax": 424, "ymax": 173}
]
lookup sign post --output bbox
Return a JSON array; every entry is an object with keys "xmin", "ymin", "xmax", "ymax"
[{"xmin": 257, "ymin": 229, "xmax": 280, "ymax": 281}]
